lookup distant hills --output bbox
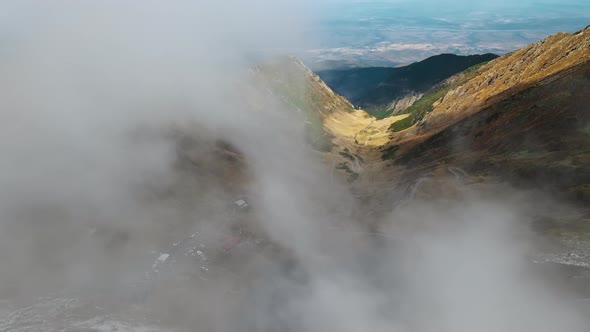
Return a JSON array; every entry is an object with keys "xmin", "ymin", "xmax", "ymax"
[{"xmin": 317, "ymin": 53, "xmax": 498, "ymax": 117}]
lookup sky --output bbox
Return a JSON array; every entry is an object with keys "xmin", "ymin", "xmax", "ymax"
[{"xmin": 300, "ymin": 0, "xmax": 590, "ymax": 68}]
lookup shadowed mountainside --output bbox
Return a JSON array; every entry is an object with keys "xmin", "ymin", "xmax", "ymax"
[
  {"xmin": 387, "ymin": 64, "xmax": 590, "ymax": 201},
  {"xmin": 369, "ymin": 25, "xmax": 590, "ymax": 207},
  {"xmin": 317, "ymin": 53, "xmax": 498, "ymax": 117}
]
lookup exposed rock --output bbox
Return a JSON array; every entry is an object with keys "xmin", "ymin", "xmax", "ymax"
[{"xmin": 386, "ymin": 91, "xmax": 423, "ymax": 115}]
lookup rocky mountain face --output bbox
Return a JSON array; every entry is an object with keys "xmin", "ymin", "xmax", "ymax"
[
  {"xmin": 410, "ymin": 26, "xmax": 590, "ymax": 138},
  {"xmin": 376, "ymin": 26, "xmax": 590, "ymax": 206},
  {"xmin": 317, "ymin": 53, "xmax": 498, "ymax": 117},
  {"xmin": 385, "ymin": 92, "xmax": 423, "ymax": 114}
]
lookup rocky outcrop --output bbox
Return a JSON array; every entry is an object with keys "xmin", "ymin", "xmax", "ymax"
[{"xmin": 386, "ymin": 91, "xmax": 423, "ymax": 115}]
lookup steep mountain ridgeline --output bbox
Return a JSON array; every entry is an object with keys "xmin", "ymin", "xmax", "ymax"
[
  {"xmin": 403, "ymin": 26, "xmax": 590, "ymax": 139},
  {"xmin": 376, "ymin": 26, "xmax": 590, "ymax": 204},
  {"xmin": 385, "ymin": 62, "xmax": 590, "ymax": 202},
  {"xmin": 387, "ymin": 62, "xmax": 489, "ymax": 133},
  {"xmin": 317, "ymin": 53, "xmax": 498, "ymax": 117},
  {"xmin": 254, "ymin": 56, "xmax": 359, "ymax": 152}
]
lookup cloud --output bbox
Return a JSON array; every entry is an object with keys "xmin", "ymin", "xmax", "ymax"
[{"xmin": 0, "ymin": 1, "xmax": 587, "ymax": 331}]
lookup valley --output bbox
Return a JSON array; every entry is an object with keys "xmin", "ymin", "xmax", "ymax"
[
  {"xmin": 269, "ymin": 26, "xmax": 590, "ymax": 300},
  {"xmin": 0, "ymin": 2, "xmax": 589, "ymax": 329},
  {"xmin": 310, "ymin": 25, "xmax": 590, "ymax": 210}
]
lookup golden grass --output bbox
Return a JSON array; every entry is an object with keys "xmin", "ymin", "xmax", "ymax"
[
  {"xmin": 324, "ymin": 110, "xmax": 410, "ymax": 147},
  {"xmin": 420, "ymin": 27, "xmax": 590, "ymax": 134}
]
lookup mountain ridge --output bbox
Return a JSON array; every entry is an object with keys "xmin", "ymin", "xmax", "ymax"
[
  {"xmin": 363, "ymin": 25, "xmax": 590, "ymax": 207},
  {"xmin": 317, "ymin": 53, "xmax": 499, "ymax": 117},
  {"xmin": 253, "ymin": 26, "xmax": 589, "ymax": 200}
]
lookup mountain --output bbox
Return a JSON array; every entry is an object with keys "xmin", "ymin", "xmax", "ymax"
[
  {"xmin": 317, "ymin": 53, "xmax": 499, "ymax": 117},
  {"xmin": 253, "ymin": 56, "xmax": 357, "ymax": 152},
  {"xmin": 250, "ymin": 26, "xmax": 589, "ymax": 205},
  {"xmin": 257, "ymin": 27, "xmax": 590, "ymax": 208},
  {"xmin": 374, "ymin": 25, "xmax": 590, "ymax": 205},
  {"xmin": 254, "ymin": 56, "xmax": 413, "ymax": 182}
]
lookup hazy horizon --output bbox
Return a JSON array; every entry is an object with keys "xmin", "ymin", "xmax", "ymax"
[{"xmin": 298, "ymin": 0, "xmax": 589, "ymax": 68}]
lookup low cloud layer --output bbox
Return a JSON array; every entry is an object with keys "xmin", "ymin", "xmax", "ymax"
[{"xmin": 0, "ymin": 1, "xmax": 588, "ymax": 331}]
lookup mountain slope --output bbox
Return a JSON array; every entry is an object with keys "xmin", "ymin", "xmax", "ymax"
[
  {"xmin": 407, "ymin": 27, "xmax": 590, "ymax": 138},
  {"xmin": 317, "ymin": 53, "xmax": 498, "ymax": 116},
  {"xmin": 254, "ymin": 56, "xmax": 358, "ymax": 151},
  {"xmin": 255, "ymin": 56, "xmax": 414, "ymax": 182},
  {"xmin": 252, "ymin": 26, "xmax": 589, "ymax": 199},
  {"xmin": 393, "ymin": 64, "xmax": 590, "ymax": 193},
  {"xmin": 373, "ymin": 25, "xmax": 590, "ymax": 204}
]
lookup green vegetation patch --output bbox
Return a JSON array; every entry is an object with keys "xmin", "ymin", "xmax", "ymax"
[
  {"xmin": 335, "ymin": 162, "xmax": 359, "ymax": 183},
  {"xmin": 381, "ymin": 145, "xmax": 400, "ymax": 160},
  {"xmin": 388, "ymin": 61, "xmax": 491, "ymax": 133},
  {"xmin": 339, "ymin": 150, "xmax": 356, "ymax": 161},
  {"xmin": 579, "ymin": 123, "xmax": 590, "ymax": 136},
  {"xmin": 505, "ymin": 150, "xmax": 549, "ymax": 160},
  {"xmin": 367, "ymin": 106, "xmax": 395, "ymax": 120},
  {"xmin": 388, "ymin": 84, "xmax": 450, "ymax": 132},
  {"xmin": 463, "ymin": 61, "xmax": 490, "ymax": 73},
  {"xmin": 260, "ymin": 62, "xmax": 335, "ymax": 152},
  {"xmin": 389, "ymin": 114, "xmax": 416, "ymax": 132}
]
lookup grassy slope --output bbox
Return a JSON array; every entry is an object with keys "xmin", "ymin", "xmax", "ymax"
[
  {"xmin": 388, "ymin": 61, "xmax": 490, "ymax": 132},
  {"xmin": 388, "ymin": 64, "xmax": 590, "ymax": 201},
  {"xmin": 258, "ymin": 57, "xmax": 357, "ymax": 152},
  {"xmin": 318, "ymin": 54, "xmax": 498, "ymax": 118}
]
